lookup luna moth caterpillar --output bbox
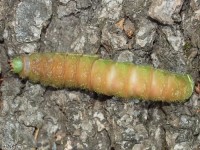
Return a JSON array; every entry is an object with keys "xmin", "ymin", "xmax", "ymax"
[{"xmin": 10, "ymin": 52, "xmax": 194, "ymax": 102}]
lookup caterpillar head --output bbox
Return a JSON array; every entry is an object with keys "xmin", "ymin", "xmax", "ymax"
[{"xmin": 10, "ymin": 57, "xmax": 23, "ymax": 74}]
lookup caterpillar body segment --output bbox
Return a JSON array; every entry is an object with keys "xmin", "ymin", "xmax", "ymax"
[{"xmin": 10, "ymin": 53, "xmax": 194, "ymax": 102}]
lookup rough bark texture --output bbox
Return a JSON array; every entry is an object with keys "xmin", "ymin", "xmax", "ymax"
[{"xmin": 0, "ymin": 0, "xmax": 200, "ymax": 149}]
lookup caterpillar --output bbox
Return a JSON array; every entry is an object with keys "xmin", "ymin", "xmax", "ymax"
[{"xmin": 10, "ymin": 52, "xmax": 194, "ymax": 102}]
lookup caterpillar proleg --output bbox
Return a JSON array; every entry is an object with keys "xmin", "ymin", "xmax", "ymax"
[{"xmin": 10, "ymin": 53, "xmax": 194, "ymax": 102}]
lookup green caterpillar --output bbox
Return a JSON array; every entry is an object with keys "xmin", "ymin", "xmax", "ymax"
[{"xmin": 10, "ymin": 53, "xmax": 194, "ymax": 102}]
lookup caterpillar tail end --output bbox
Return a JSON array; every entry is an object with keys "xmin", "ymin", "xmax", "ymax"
[
  {"xmin": 186, "ymin": 74, "xmax": 195, "ymax": 100},
  {"xmin": 10, "ymin": 57, "xmax": 23, "ymax": 74}
]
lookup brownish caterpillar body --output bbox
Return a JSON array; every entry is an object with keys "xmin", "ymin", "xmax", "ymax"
[{"xmin": 10, "ymin": 53, "xmax": 194, "ymax": 102}]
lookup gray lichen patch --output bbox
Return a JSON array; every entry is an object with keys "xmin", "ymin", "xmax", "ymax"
[
  {"xmin": 0, "ymin": 80, "xmax": 42, "ymax": 149},
  {"xmin": 182, "ymin": 1, "xmax": 200, "ymax": 49},
  {"xmin": 150, "ymin": 25, "xmax": 188, "ymax": 73},
  {"xmin": 0, "ymin": 46, "xmax": 9, "ymax": 74},
  {"xmin": 101, "ymin": 22, "xmax": 129, "ymax": 51},
  {"xmin": 18, "ymin": 42, "xmax": 39, "ymax": 53},
  {"xmin": 148, "ymin": 0, "xmax": 184, "ymax": 24},
  {"xmin": 97, "ymin": 0, "xmax": 123, "ymax": 20},
  {"xmin": 161, "ymin": 26, "xmax": 185, "ymax": 52},
  {"xmin": 15, "ymin": 0, "xmax": 52, "ymax": 42},
  {"xmin": 135, "ymin": 19, "xmax": 157, "ymax": 48},
  {"xmin": 43, "ymin": 17, "xmax": 101, "ymax": 53},
  {"xmin": 57, "ymin": 1, "xmax": 78, "ymax": 19}
]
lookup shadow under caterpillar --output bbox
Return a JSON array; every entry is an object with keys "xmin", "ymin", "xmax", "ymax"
[{"xmin": 10, "ymin": 53, "xmax": 194, "ymax": 102}]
